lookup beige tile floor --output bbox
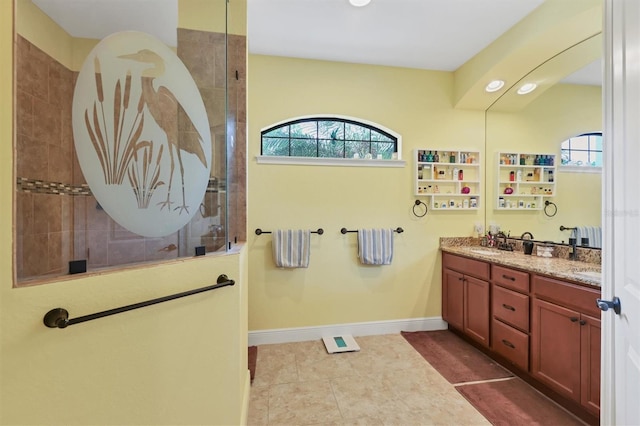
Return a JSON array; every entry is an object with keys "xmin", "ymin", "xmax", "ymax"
[{"xmin": 247, "ymin": 333, "xmax": 492, "ymax": 426}]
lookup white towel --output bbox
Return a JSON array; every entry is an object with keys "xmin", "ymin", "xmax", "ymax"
[
  {"xmin": 575, "ymin": 226, "xmax": 602, "ymax": 248},
  {"xmin": 272, "ymin": 229, "xmax": 311, "ymax": 268},
  {"xmin": 357, "ymin": 228, "xmax": 394, "ymax": 265}
]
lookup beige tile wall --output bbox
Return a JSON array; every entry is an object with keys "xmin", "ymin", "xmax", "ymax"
[{"xmin": 15, "ymin": 31, "xmax": 246, "ymax": 284}]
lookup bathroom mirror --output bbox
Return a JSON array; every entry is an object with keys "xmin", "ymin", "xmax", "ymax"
[
  {"xmin": 485, "ymin": 34, "xmax": 602, "ymax": 246},
  {"xmin": 13, "ymin": 0, "xmax": 245, "ymax": 284}
]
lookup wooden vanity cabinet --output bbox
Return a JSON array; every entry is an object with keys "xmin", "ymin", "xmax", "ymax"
[
  {"xmin": 491, "ymin": 265, "xmax": 530, "ymax": 371},
  {"xmin": 441, "ymin": 250, "xmax": 601, "ymax": 421},
  {"xmin": 442, "ymin": 253, "xmax": 490, "ymax": 347},
  {"xmin": 531, "ymin": 275, "xmax": 601, "ymax": 417}
]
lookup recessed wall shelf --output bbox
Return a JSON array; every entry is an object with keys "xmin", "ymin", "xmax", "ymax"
[
  {"xmin": 495, "ymin": 152, "xmax": 557, "ymax": 210},
  {"xmin": 414, "ymin": 149, "xmax": 481, "ymax": 210}
]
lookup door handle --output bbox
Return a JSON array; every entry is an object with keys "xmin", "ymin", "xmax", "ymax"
[{"xmin": 596, "ymin": 297, "xmax": 621, "ymax": 315}]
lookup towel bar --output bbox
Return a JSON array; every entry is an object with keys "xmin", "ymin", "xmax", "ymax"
[
  {"xmin": 341, "ymin": 227, "xmax": 404, "ymax": 234},
  {"xmin": 43, "ymin": 274, "xmax": 235, "ymax": 329},
  {"xmin": 559, "ymin": 225, "xmax": 577, "ymax": 231},
  {"xmin": 255, "ymin": 228, "xmax": 324, "ymax": 235}
]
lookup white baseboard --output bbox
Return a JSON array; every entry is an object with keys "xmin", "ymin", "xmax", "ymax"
[{"xmin": 248, "ymin": 316, "xmax": 447, "ymax": 346}]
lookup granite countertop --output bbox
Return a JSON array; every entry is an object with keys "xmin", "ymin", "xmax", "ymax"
[{"xmin": 441, "ymin": 243, "xmax": 602, "ymax": 288}]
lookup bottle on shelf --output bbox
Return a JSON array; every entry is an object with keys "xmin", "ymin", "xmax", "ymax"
[
  {"xmin": 516, "ymin": 170, "xmax": 522, "ymax": 182},
  {"xmin": 458, "ymin": 169, "xmax": 464, "ymax": 180},
  {"xmin": 426, "ymin": 151, "xmax": 433, "ymax": 162},
  {"xmin": 449, "ymin": 152, "xmax": 456, "ymax": 163},
  {"xmin": 452, "ymin": 167, "xmax": 459, "ymax": 180},
  {"xmin": 433, "ymin": 151, "xmax": 440, "ymax": 162},
  {"xmin": 509, "ymin": 171, "xmax": 515, "ymax": 182}
]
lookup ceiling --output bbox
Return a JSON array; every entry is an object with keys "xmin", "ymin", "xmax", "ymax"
[
  {"xmin": 247, "ymin": 0, "xmax": 544, "ymax": 72},
  {"xmin": 30, "ymin": 0, "xmax": 600, "ymax": 96}
]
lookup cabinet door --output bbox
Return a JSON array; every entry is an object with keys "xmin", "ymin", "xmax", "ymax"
[
  {"xmin": 464, "ymin": 275, "xmax": 490, "ymax": 347},
  {"xmin": 442, "ymin": 268, "xmax": 464, "ymax": 330},
  {"xmin": 581, "ymin": 313, "xmax": 601, "ymax": 417},
  {"xmin": 531, "ymin": 298, "xmax": 581, "ymax": 402}
]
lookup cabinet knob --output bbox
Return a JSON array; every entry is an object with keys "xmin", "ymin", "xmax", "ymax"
[{"xmin": 569, "ymin": 317, "xmax": 579, "ymax": 322}]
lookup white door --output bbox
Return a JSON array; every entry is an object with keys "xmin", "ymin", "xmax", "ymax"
[{"xmin": 602, "ymin": 0, "xmax": 640, "ymax": 424}]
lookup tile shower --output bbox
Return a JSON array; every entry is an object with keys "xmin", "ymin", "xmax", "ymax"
[{"xmin": 14, "ymin": 29, "xmax": 246, "ymax": 284}]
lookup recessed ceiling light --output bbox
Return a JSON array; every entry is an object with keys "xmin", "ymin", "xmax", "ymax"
[
  {"xmin": 349, "ymin": 0, "xmax": 371, "ymax": 6},
  {"xmin": 485, "ymin": 80, "xmax": 505, "ymax": 93},
  {"xmin": 517, "ymin": 83, "xmax": 537, "ymax": 95}
]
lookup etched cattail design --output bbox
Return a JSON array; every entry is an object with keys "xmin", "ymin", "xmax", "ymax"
[
  {"xmin": 128, "ymin": 141, "xmax": 165, "ymax": 209},
  {"xmin": 84, "ymin": 57, "xmax": 147, "ymax": 185}
]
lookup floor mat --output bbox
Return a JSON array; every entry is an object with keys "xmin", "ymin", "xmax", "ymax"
[
  {"xmin": 456, "ymin": 377, "xmax": 584, "ymax": 426},
  {"xmin": 401, "ymin": 330, "xmax": 513, "ymax": 384},
  {"xmin": 248, "ymin": 346, "xmax": 257, "ymax": 382}
]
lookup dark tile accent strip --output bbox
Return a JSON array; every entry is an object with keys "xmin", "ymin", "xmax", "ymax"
[{"xmin": 16, "ymin": 177, "xmax": 91, "ymax": 196}]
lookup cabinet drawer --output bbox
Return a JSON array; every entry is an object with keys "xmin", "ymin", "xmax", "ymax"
[
  {"xmin": 492, "ymin": 285, "xmax": 530, "ymax": 332},
  {"xmin": 492, "ymin": 265, "xmax": 529, "ymax": 293},
  {"xmin": 532, "ymin": 275, "xmax": 601, "ymax": 317},
  {"xmin": 443, "ymin": 253, "xmax": 490, "ymax": 281},
  {"xmin": 492, "ymin": 318, "xmax": 529, "ymax": 371}
]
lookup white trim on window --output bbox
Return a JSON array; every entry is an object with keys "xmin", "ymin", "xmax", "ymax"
[
  {"xmin": 255, "ymin": 156, "xmax": 406, "ymax": 167},
  {"xmin": 559, "ymin": 165, "xmax": 602, "ymax": 174}
]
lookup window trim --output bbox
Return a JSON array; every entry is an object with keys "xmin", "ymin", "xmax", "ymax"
[
  {"xmin": 255, "ymin": 155, "xmax": 406, "ymax": 167},
  {"xmin": 258, "ymin": 114, "xmax": 403, "ymax": 166}
]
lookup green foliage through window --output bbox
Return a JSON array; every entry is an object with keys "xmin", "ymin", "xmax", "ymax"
[
  {"xmin": 561, "ymin": 132, "xmax": 603, "ymax": 167},
  {"xmin": 261, "ymin": 117, "xmax": 398, "ymax": 159}
]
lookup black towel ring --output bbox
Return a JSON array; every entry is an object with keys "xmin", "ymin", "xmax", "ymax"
[
  {"xmin": 413, "ymin": 199, "xmax": 428, "ymax": 217},
  {"xmin": 544, "ymin": 200, "xmax": 558, "ymax": 217}
]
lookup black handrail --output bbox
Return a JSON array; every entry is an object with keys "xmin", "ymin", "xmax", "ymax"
[
  {"xmin": 43, "ymin": 274, "xmax": 235, "ymax": 329},
  {"xmin": 341, "ymin": 227, "xmax": 404, "ymax": 234},
  {"xmin": 559, "ymin": 225, "xmax": 577, "ymax": 231},
  {"xmin": 255, "ymin": 228, "xmax": 324, "ymax": 235}
]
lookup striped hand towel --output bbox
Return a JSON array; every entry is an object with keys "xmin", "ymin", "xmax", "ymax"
[
  {"xmin": 357, "ymin": 228, "xmax": 394, "ymax": 265},
  {"xmin": 272, "ymin": 229, "xmax": 311, "ymax": 268},
  {"xmin": 576, "ymin": 226, "xmax": 602, "ymax": 248}
]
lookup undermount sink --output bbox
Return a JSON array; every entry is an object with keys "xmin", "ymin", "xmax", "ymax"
[{"xmin": 469, "ymin": 249, "xmax": 501, "ymax": 256}]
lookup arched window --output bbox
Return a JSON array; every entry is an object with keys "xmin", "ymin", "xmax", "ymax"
[
  {"xmin": 560, "ymin": 132, "xmax": 603, "ymax": 169},
  {"xmin": 261, "ymin": 116, "xmax": 399, "ymax": 160}
]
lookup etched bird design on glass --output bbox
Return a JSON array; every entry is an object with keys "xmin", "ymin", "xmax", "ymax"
[{"xmin": 118, "ymin": 48, "xmax": 208, "ymax": 214}]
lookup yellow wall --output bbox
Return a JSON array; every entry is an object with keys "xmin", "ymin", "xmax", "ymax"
[
  {"xmin": 247, "ymin": 55, "xmax": 485, "ymax": 331},
  {"xmin": 1, "ymin": 0, "xmax": 249, "ymax": 424},
  {"xmin": 486, "ymin": 83, "xmax": 602, "ymax": 242}
]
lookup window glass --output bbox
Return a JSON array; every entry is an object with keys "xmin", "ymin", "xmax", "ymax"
[
  {"xmin": 560, "ymin": 132, "xmax": 603, "ymax": 168},
  {"xmin": 261, "ymin": 117, "xmax": 398, "ymax": 159}
]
